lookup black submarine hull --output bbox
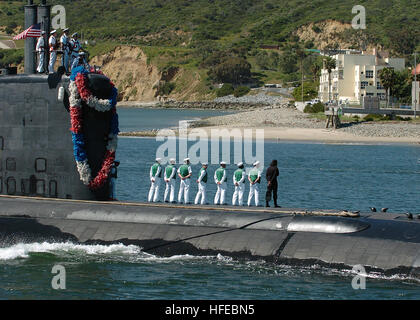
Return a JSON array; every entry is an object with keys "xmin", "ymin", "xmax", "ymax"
[{"xmin": 0, "ymin": 195, "xmax": 419, "ymax": 278}]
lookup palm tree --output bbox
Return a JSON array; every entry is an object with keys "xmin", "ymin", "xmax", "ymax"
[
  {"xmin": 379, "ymin": 67, "xmax": 397, "ymax": 107},
  {"xmin": 324, "ymin": 57, "xmax": 336, "ymax": 102},
  {"xmin": 310, "ymin": 63, "xmax": 321, "ymax": 82}
]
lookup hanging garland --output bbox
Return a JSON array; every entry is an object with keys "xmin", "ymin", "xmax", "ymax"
[{"xmin": 68, "ymin": 66, "xmax": 119, "ymax": 190}]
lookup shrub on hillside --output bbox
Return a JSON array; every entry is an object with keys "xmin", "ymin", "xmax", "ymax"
[
  {"xmin": 216, "ymin": 83, "xmax": 234, "ymax": 97},
  {"xmin": 233, "ymin": 86, "xmax": 250, "ymax": 97},
  {"xmin": 303, "ymin": 102, "xmax": 325, "ymax": 113}
]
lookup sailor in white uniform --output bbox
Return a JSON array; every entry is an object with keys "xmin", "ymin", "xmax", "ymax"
[
  {"xmin": 36, "ymin": 31, "xmax": 47, "ymax": 73},
  {"xmin": 177, "ymin": 158, "xmax": 192, "ymax": 204},
  {"xmin": 69, "ymin": 32, "xmax": 82, "ymax": 71},
  {"xmin": 163, "ymin": 158, "xmax": 177, "ymax": 203},
  {"xmin": 214, "ymin": 161, "xmax": 227, "ymax": 205},
  {"xmin": 194, "ymin": 162, "xmax": 208, "ymax": 205},
  {"xmin": 60, "ymin": 28, "xmax": 70, "ymax": 73},
  {"xmin": 48, "ymin": 30, "xmax": 58, "ymax": 74},
  {"xmin": 247, "ymin": 161, "xmax": 262, "ymax": 207},
  {"xmin": 71, "ymin": 52, "xmax": 90, "ymax": 70},
  {"xmin": 148, "ymin": 158, "xmax": 162, "ymax": 202},
  {"xmin": 232, "ymin": 162, "xmax": 246, "ymax": 206}
]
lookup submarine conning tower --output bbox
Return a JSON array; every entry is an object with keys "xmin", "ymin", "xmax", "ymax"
[
  {"xmin": 24, "ymin": 0, "xmax": 51, "ymax": 75},
  {"xmin": 0, "ymin": 1, "xmax": 115, "ymax": 201}
]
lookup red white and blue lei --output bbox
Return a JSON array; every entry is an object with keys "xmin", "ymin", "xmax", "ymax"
[{"xmin": 68, "ymin": 66, "xmax": 119, "ymax": 190}]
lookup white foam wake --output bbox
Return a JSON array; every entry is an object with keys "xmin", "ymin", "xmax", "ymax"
[{"xmin": 0, "ymin": 242, "xmax": 142, "ymax": 261}]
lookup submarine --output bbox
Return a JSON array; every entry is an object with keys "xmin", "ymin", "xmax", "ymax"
[{"xmin": 0, "ymin": 1, "xmax": 419, "ymax": 279}]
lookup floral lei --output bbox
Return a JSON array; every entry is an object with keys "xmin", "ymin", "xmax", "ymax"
[{"xmin": 68, "ymin": 66, "xmax": 119, "ymax": 190}]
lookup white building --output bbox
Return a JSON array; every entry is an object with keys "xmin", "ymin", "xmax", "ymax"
[{"xmin": 319, "ymin": 49, "xmax": 405, "ymax": 104}]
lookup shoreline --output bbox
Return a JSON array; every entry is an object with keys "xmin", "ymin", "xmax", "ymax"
[{"xmin": 119, "ymin": 126, "xmax": 420, "ymax": 145}]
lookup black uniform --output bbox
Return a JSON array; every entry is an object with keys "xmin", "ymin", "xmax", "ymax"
[{"xmin": 265, "ymin": 160, "xmax": 279, "ymax": 207}]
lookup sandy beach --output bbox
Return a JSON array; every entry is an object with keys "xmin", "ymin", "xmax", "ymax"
[{"xmin": 120, "ymin": 103, "xmax": 420, "ymax": 145}]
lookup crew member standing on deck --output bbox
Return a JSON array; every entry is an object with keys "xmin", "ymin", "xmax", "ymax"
[
  {"xmin": 214, "ymin": 161, "xmax": 227, "ymax": 205},
  {"xmin": 71, "ymin": 52, "xmax": 90, "ymax": 70},
  {"xmin": 164, "ymin": 158, "xmax": 177, "ymax": 203},
  {"xmin": 194, "ymin": 162, "xmax": 208, "ymax": 205},
  {"xmin": 148, "ymin": 158, "xmax": 162, "ymax": 202},
  {"xmin": 178, "ymin": 158, "xmax": 192, "ymax": 204},
  {"xmin": 69, "ymin": 32, "xmax": 82, "ymax": 71},
  {"xmin": 109, "ymin": 161, "xmax": 119, "ymax": 201},
  {"xmin": 36, "ymin": 31, "xmax": 47, "ymax": 73},
  {"xmin": 48, "ymin": 30, "xmax": 58, "ymax": 74},
  {"xmin": 232, "ymin": 162, "xmax": 246, "ymax": 206},
  {"xmin": 265, "ymin": 159, "xmax": 280, "ymax": 208},
  {"xmin": 247, "ymin": 161, "xmax": 261, "ymax": 207},
  {"xmin": 60, "ymin": 28, "xmax": 70, "ymax": 73}
]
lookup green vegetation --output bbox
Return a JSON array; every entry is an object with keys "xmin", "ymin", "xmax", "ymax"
[
  {"xmin": 1, "ymin": 0, "xmax": 419, "ymax": 99},
  {"xmin": 292, "ymin": 81, "xmax": 318, "ymax": 101},
  {"xmin": 0, "ymin": 48, "xmax": 23, "ymax": 68},
  {"xmin": 155, "ymin": 82, "xmax": 176, "ymax": 96},
  {"xmin": 233, "ymin": 86, "xmax": 250, "ymax": 97},
  {"xmin": 303, "ymin": 102, "xmax": 324, "ymax": 113},
  {"xmin": 216, "ymin": 83, "xmax": 234, "ymax": 97}
]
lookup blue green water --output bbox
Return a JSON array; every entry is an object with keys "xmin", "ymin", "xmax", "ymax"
[{"xmin": 1, "ymin": 109, "xmax": 419, "ymax": 299}]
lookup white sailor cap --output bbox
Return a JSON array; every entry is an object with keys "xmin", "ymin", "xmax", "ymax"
[
  {"xmin": 156, "ymin": 158, "xmax": 162, "ymax": 163},
  {"xmin": 220, "ymin": 161, "xmax": 226, "ymax": 165},
  {"xmin": 169, "ymin": 158, "xmax": 176, "ymax": 164},
  {"xmin": 72, "ymin": 32, "xmax": 78, "ymax": 37},
  {"xmin": 50, "ymin": 29, "xmax": 57, "ymax": 34},
  {"xmin": 253, "ymin": 161, "xmax": 260, "ymax": 166},
  {"xmin": 78, "ymin": 52, "xmax": 86, "ymax": 56},
  {"xmin": 237, "ymin": 162, "xmax": 243, "ymax": 167},
  {"xmin": 41, "ymin": 31, "xmax": 46, "ymax": 35},
  {"xmin": 63, "ymin": 28, "xmax": 69, "ymax": 32},
  {"xmin": 202, "ymin": 162, "xmax": 208, "ymax": 166},
  {"xmin": 183, "ymin": 158, "xmax": 190, "ymax": 163}
]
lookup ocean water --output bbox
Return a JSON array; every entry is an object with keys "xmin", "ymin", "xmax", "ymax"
[{"xmin": 1, "ymin": 108, "xmax": 420, "ymax": 299}]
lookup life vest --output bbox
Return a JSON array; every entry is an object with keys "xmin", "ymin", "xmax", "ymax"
[
  {"xmin": 151, "ymin": 163, "xmax": 162, "ymax": 178},
  {"xmin": 165, "ymin": 165, "xmax": 175, "ymax": 180},
  {"xmin": 249, "ymin": 168, "xmax": 260, "ymax": 183},
  {"xmin": 215, "ymin": 167, "xmax": 225, "ymax": 182},
  {"xmin": 179, "ymin": 164, "xmax": 190, "ymax": 178},
  {"xmin": 234, "ymin": 169, "xmax": 244, "ymax": 183},
  {"xmin": 198, "ymin": 168, "xmax": 207, "ymax": 183}
]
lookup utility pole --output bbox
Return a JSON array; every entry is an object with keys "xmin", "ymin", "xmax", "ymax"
[
  {"xmin": 301, "ymin": 57, "xmax": 304, "ymax": 102},
  {"xmin": 414, "ymin": 52, "xmax": 417, "ymax": 119}
]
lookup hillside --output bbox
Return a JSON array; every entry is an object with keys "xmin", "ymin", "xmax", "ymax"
[{"xmin": 0, "ymin": 0, "xmax": 419, "ymax": 100}]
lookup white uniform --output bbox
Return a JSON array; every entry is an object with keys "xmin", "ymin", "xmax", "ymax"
[
  {"xmin": 69, "ymin": 38, "xmax": 81, "ymax": 70},
  {"xmin": 178, "ymin": 165, "xmax": 192, "ymax": 204},
  {"xmin": 232, "ymin": 169, "xmax": 246, "ymax": 206},
  {"xmin": 164, "ymin": 166, "xmax": 177, "ymax": 203},
  {"xmin": 48, "ymin": 35, "xmax": 57, "ymax": 73},
  {"xmin": 60, "ymin": 34, "xmax": 70, "ymax": 72},
  {"xmin": 36, "ymin": 36, "xmax": 46, "ymax": 73},
  {"xmin": 247, "ymin": 168, "xmax": 261, "ymax": 206},
  {"xmin": 71, "ymin": 56, "xmax": 90, "ymax": 70},
  {"xmin": 148, "ymin": 163, "xmax": 162, "ymax": 202},
  {"xmin": 214, "ymin": 167, "xmax": 227, "ymax": 205},
  {"xmin": 194, "ymin": 168, "xmax": 208, "ymax": 205}
]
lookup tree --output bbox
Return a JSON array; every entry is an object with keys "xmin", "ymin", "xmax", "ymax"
[
  {"xmin": 208, "ymin": 56, "xmax": 251, "ymax": 84},
  {"xmin": 310, "ymin": 63, "xmax": 321, "ymax": 82},
  {"xmin": 379, "ymin": 67, "xmax": 397, "ymax": 107},
  {"xmin": 324, "ymin": 57, "xmax": 336, "ymax": 102}
]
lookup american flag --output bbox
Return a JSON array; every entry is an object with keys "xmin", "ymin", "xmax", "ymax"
[{"xmin": 13, "ymin": 23, "xmax": 42, "ymax": 40}]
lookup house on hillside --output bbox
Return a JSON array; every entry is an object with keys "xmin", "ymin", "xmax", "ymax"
[{"xmin": 318, "ymin": 49, "xmax": 405, "ymax": 104}]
